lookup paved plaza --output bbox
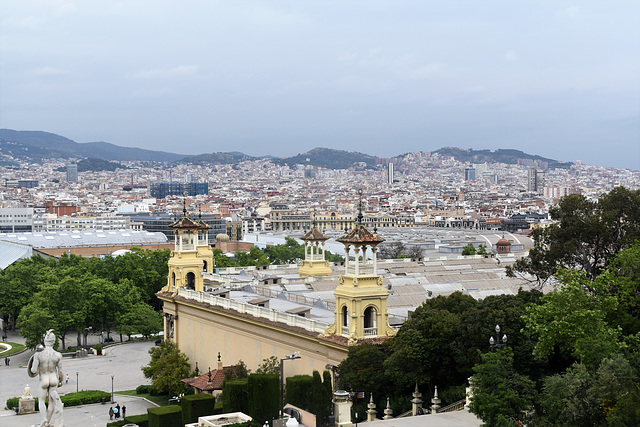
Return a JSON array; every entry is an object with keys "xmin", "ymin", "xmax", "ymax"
[{"xmin": 0, "ymin": 329, "xmax": 158, "ymax": 426}]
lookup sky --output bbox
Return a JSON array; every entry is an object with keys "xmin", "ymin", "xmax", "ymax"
[{"xmin": 1, "ymin": 1, "xmax": 638, "ymax": 170}]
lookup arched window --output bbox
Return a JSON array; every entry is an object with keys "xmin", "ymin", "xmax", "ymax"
[
  {"xmin": 186, "ymin": 272, "xmax": 196, "ymax": 290},
  {"xmin": 364, "ymin": 306, "xmax": 377, "ymax": 329},
  {"xmin": 342, "ymin": 306, "xmax": 349, "ymax": 327},
  {"xmin": 171, "ymin": 272, "xmax": 176, "ymax": 290}
]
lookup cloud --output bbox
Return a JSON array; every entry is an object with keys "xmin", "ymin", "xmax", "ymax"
[
  {"xmin": 563, "ymin": 6, "xmax": 580, "ymax": 18},
  {"xmin": 504, "ymin": 50, "xmax": 517, "ymax": 62},
  {"xmin": 34, "ymin": 66, "xmax": 66, "ymax": 76},
  {"xmin": 131, "ymin": 65, "xmax": 199, "ymax": 79}
]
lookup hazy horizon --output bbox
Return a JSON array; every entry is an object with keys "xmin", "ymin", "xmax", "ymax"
[{"xmin": 1, "ymin": 1, "xmax": 638, "ymax": 169}]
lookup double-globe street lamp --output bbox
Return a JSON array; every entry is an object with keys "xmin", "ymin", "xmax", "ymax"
[{"xmin": 280, "ymin": 351, "xmax": 301, "ymax": 418}]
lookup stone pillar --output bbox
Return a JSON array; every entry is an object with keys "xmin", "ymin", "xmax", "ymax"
[
  {"xmin": 366, "ymin": 393, "xmax": 377, "ymax": 422},
  {"xmin": 411, "ymin": 383, "xmax": 423, "ymax": 416},
  {"xmin": 334, "ymin": 390, "xmax": 352, "ymax": 427},
  {"xmin": 383, "ymin": 397, "xmax": 393, "ymax": 420},
  {"xmin": 430, "ymin": 385, "xmax": 441, "ymax": 414}
]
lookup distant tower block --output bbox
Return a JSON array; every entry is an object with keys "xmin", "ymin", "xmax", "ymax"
[
  {"xmin": 298, "ymin": 225, "xmax": 332, "ymax": 277},
  {"xmin": 162, "ymin": 205, "xmax": 214, "ymax": 295},
  {"xmin": 387, "ymin": 163, "xmax": 394, "ymax": 184},
  {"xmin": 322, "ymin": 191, "xmax": 396, "ymax": 344}
]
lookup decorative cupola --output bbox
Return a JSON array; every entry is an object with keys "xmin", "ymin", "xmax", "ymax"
[
  {"xmin": 298, "ymin": 219, "xmax": 332, "ymax": 277},
  {"xmin": 322, "ymin": 191, "xmax": 395, "ymax": 344},
  {"xmin": 496, "ymin": 235, "xmax": 511, "ymax": 254},
  {"xmin": 162, "ymin": 203, "xmax": 214, "ymax": 294}
]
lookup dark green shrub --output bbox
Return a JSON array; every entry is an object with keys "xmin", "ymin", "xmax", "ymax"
[
  {"xmin": 93, "ymin": 344, "xmax": 103, "ymax": 354},
  {"xmin": 286, "ymin": 375, "xmax": 313, "ymax": 410},
  {"xmin": 124, "ymin": 414, "xmax": 149, "ymax": 427},
  {"xmin": 148, "ymin": 386, "xmax": 159, "ymax": 396},
  {"xmin": 248, "ymin": 374, "xmax": 279, "ymax": 424},
  {"xmin": 148, "ymin": 405, "xmax": 183, "ymax": 427},
  {"xmin": 106, "ymin": 421, "xmax": 127, "ymax": 427},
  {"xmin": 136, "ymin": 385, "xmax": 151, "ymax": 394},
  {"xmin": 222, "ymin": 379, "xmax": 248, "ymax": 414},
  {"xmin": 181, "ymin": 393, "xmax": 216, "ymax": 424},
  {"xmin": 6, "ymin": 390, "xmax": 109, "ymax": 410}
]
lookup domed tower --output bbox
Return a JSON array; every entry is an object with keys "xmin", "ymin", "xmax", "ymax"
[
  {"xmin": 323, "ymin": 191, "xmax": 395, "ymax": 344},
  {"xmin": 162, "ymin": 205, "xmax": 214, "ymax": 294},
  {"xmin": 298, "ymin": 221, "xmax": 332, "ymax": 277},
  {"xmin": 496, "ymin": 235, "xmax": 512, "ymax": 254}
]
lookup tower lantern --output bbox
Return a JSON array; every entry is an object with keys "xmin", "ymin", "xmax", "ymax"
[
  {"xmin": 322, "ymin": 191, "xmax": 395, "ymax": 344},
  {"xmin": 298, "ymin": 219, "xmax": 332, "ymax": 277},
  {"xmin": 162, "ymin": 205, "xmax": 214, "ymax": 294}
]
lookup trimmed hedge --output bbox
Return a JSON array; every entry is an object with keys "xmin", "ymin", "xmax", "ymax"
[
  {"xmin": 181, "ymin": 393, "xmax": 216, "ymax": 424},
  {"xmin": 136, "ymin": 384, "xmax": 159, "ymax": 396},
  {"xmin": 6, "ymin": 390, "xmax": 110, "ymax": 410},
  {"xmin": 286, "ymin": 375, "xmax": 313, "ymax": 411},
  {"xmin": 106, "ymin": 421, "xmax": 127, "ymax": 427},
  {"xmin": 148, "ymin": 404, "xmax": 182, "ymax": 427},
  {"xmin": 124, "ymin": 413, "xmax": 149, "ymax": 427},
  {"xmin": 248, "ymin": 374, "xmax": 279, "ymax": 424},
  {"xmin": 222, "ymin": 379, "xmax": 248, "ymax": 414}
]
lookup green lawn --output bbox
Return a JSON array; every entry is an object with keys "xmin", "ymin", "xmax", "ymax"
[
  {"xmin": 116, "ymin": 390, "xmax": 170, "ymax": 407},
  {"xmin": 0, "ymin": 342, "xmax": 26, "ymax": 357}
]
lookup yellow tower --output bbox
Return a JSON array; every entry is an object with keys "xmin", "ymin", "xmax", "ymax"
[
  {"xmin": 162, "ymin": 207, "xmax": 214, "ymax": 294},
  {"xmin": 298, "ymin": 224, "xmax": 333, "ymax": 277},
  {"xmin": 322, "ymin": 193, "xmax": 395, "ymax": 344}
]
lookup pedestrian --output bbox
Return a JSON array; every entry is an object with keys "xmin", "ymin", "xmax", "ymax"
[
  {"xmin": 5, "ymin": 357, "xmax": 8, "ymax": 366},
  {"xmin": 113, "ymin": 405, "xmax": 119, "ymax": 419},
  {"xmin": 65, "ymin": 373, "xmax": 69, "ymax": 384},
  {"xmin": 109, "ymin": 407, "xmax": 114, "ymax": 420},
  {"xmin": 115, "ymin": 404, "xmax": 121, "ymax": 419},
  {"xmin": 3, "ymin": 357, "xmax": 6, "ymax": 366},
  {"xmin": 122, "ymin": 405, "xmax": 126, "ymax": 418}
]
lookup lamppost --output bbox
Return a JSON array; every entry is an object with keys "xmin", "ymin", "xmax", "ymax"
[
  {"xmin": 489, "ymin": 325, "xmax": 507, "ymax": 350},
  {"xmin": 111, "ymin": 374, "xmax": 114, "ymax": 403},
  {"xmin": 280, "ymin": 351, "xmax": 301, "ymax": 418},
  {"xmin": 76, "ymin": 371, "xmax": 79, "ymax": 393}
]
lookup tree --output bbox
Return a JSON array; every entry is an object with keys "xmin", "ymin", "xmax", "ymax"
[
  {"xmin": 256, "ymin": 356, "xmax": 280, "ymax": 376},
  {"xmin": 507, "ymin": 187, "xmax": 640, "ymax": 285},
  {"xmin": 379, "ymin": 241, "xmax": 407, "ymax": 259},
  {"xmin": 117, "ymin": 303, "xmax": 163, "ymax": 340},
  {"xmin": 476, "ymin": 245, "xmax": 488, "ymax": 255},
  {"xmin": 461, "ymin": 243, "xmax": 476, "ymax": 256},
  {"xmin": 469, "ymin": 347, "xmax": 535, "ymax": 426},
  {"xmin": 142, "ymin": 340, "xmax": 191, "ymax": 396},
  {"xmin": 0, "ymin": 255, "xmax": 48, "ymax": 329},
  {"xmin": 523, "ymin": 269, "xmax": 623, "ymax": 369}
]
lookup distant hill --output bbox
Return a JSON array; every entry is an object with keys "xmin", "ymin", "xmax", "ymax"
[
  {"xmin": 177, "ymin": 152, "xmax": 257, "ymax": 165},
  {"xmin": 0, "ymin": 129, "xmax": 186, "ymax": 163},
  {"xmin": 55, "ymin": 158, "xmax": 129, "ymax": 173},
  {"xmin": 434, "ymin": 147, "xmax": 572, "ymax": 169},
  {"xmin": 273, "ymin": 147, "xmax": 379, "ymax": 170}
]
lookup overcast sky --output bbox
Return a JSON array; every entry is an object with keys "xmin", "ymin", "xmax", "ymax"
[{"xmin": 1, "ymin": 1, "xmax": 638, "ymax": 169}]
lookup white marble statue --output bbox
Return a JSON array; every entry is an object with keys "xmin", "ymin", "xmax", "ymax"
[{"xmin": 28, "ymin": 329, "xmax": 64, "ymax": 427}]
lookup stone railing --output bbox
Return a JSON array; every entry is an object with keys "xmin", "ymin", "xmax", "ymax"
[
  {"xmin": 437, "ymin": 399, "xmax": 466, "ymax": 413},
  {"xmin": 345, "ymin": 265, "xmax": 376, "ymax": 275},
  {"xmin": 364, "ymin": 327, "xmax": 377, "ymax": 337},
  {"xmin": 177, "ymin": 288, "xmax": 329, "ymax": 334}
]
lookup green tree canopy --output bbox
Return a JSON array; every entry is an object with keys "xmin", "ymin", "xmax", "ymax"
[{"xmin": 142, "ymin": 340, "xmax": 191, "ymax": 396}]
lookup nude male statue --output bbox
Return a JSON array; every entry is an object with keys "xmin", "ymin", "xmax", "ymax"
[{"xmin": 28, "ymin": 329, "xmax": 64, "ymax": 427}]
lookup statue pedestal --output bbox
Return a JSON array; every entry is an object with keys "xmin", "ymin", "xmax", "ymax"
[{"xmin": 18, "ymin": 396, "xmax": 36, "ymax": 414}]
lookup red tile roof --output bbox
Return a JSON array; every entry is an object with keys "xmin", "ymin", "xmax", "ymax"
[
  {"xmin": 337, "ymin": 224, "xmax": 385, "ymax": 245},
  {"xmin": 300, "ymin": 228, "xmax": 329, "ymax": 241}
]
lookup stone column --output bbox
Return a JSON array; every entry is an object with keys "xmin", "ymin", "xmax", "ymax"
[
  {"xmin": 334, "ymin": 390, "xmax": 352, "ymax": 427},
  {"xmin": 430, "ymin": 385, "xmax": 441, "ymax": 414},
  {"xmin": 411, "ymin": 383, "xmax": 423, "ymax": 416},
  {"xmin": 366, "ymin": 394, "xmax": 377, "ymax": 422},
  {"xmin": 383, "ymin": 397, "xmax": 393, "ymax": 420}
]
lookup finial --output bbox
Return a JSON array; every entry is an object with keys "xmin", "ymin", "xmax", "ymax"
[
  {"xmin": 199, "ymin": 206, "xmax": 202, "ymax": 220},
  {"xmin": 357, "ymin": 189, "xmax": 364, "ymax": 225},
  {"xmin": 208, "ymin": 367, "xmax": 212, "ymax": 383},
  {"xmin": 195, "ymin": 361, "xmax": 199, "ymax": 376},
  {"xmin": 217, "ymin": 352, "xmax": 221, "ymax": 362},
  {"xmin": 183, "ymin": 199, "xmax": 187, "ymax": 217}
]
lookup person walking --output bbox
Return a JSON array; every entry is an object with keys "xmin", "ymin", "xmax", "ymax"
[
  {"xmin": 122, "ymin": 405, "xmax": 126, "ymax": 418},
  {"xmin": 65, "ymin": 373, "xmax": 69, "ymax": 384},
  {"xmin": 109, "ymin": 407, "xmax": 114, "ymax": 420}
]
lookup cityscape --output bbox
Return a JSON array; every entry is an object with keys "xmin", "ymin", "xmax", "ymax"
[{"xmin": 1, "ymin": 1, "xmax": 639, "ymax": 426}]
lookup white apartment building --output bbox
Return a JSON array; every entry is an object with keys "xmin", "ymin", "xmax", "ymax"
[
  {"xmin": 32, "ymin": 213, "xmax": 131, "ymax": 232},
  {"xmin": 0, "ymin": 207, "xmax": 34, "ymax": 233}
]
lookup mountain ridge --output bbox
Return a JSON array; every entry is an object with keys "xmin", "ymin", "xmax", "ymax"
[{"xmin": 0, "ymin": 128, "xmax": 573, "ymax": 170}]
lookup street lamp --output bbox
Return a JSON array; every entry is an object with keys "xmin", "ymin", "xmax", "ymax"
[
  {"xmin": 280, "ymin": 351, "xmax": 301, "ymax": 418},
  {"xmin": 489, "ymin": 324, "xmax": 507, "ymax": 350},
  {"xmin": 76, "ymin": 371, "xmax": 79, "ymax": 393},
  {"xmin": 111, "ymin": 374, "xmax": 114, "ymax": 403}
]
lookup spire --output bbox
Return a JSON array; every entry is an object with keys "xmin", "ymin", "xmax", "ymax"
[{"xmin": 357, "ymin": 189, "xmax": 364, "ymax": 224}]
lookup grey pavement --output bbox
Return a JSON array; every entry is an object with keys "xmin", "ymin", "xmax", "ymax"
[{"xmin": 1, "ymin": 330, "xmax": 158, "ymax": 426}]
